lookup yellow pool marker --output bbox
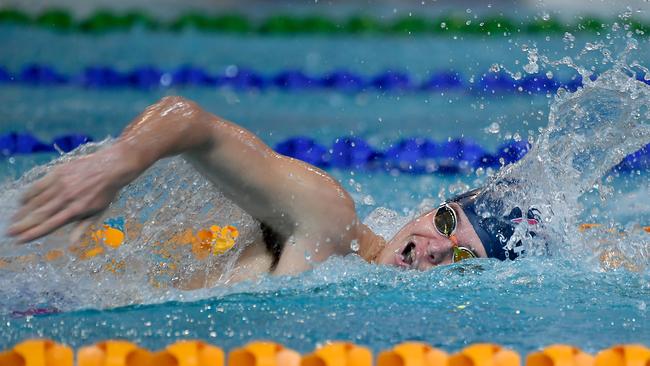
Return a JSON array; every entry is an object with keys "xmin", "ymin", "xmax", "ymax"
[
  {"xmin": 193, "ymin": 225, "xmax": 239, "ymax": 259},
  {"xmin": 0, "ymin": 339, "xmax": 73, "ymax": 366},
  {"xmin": 377, "ymin": 342, "xmax": 448, "ymax": 366},
  {"xmin": 228, "ymin": 341, "xmax": 300, "ymax": 366},
  {"xmin": 154, "ymin": 341, "xmax": 224, "ymax": 366},
  {"xmin": 302, "ymin": 342, "xmax": 373, "ymax": 366},
  {"xmin": 527, "ymin": 344, "xmax": 593, "ymax": 366},
  {"xmin": 97, "ymin": 225, "xmax": 126, "ymax": 249},
  {"xmin": 78, "ymin": 340, "xmax": 151, "ymax": 366},
  {"xmin": 71, "ymin": 223, "xmax": 126, "ymax": 260},
  {"xmin": 578, "ymin": 223, "xmax": 602, "ymax": 232},
  {"xmin": 44, "ymin": 249, "xmax": 64, "ymax": 262},
  {"xmin": 594, "ymin": 344, "xmax": 650, "ymax": 366},
  {"xmin": 449, "ymin": 343, "xmax": 520, "ymax": 366}
]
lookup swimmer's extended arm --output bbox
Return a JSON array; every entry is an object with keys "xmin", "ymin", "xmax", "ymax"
[{"xmin": 9, "ymin": 96, "xmax": 363, "ymax": 273}]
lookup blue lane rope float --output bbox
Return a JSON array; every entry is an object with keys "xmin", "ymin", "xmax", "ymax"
[
  {"xmin": 3, "ymin": 64, "xmax": 649, "ymax": 93},
  {"xmin": 1, "ymin": 132, "xmax": 648, "ymax": 174},
  {"xmin": 0, "ymin": 133, "xmax": 92, "ymax": 155}
]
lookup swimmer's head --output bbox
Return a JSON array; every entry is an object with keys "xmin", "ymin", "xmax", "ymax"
[
  {"xmin": 376, "ymin": 201, "xmax": 488, "ymax": 270},
  {"xmin": 451, "ymin": 188, "xmax": 539, "ymax": 260},
  {"xmin": 376, "ymin": 188, "xmax": 534, "ymax": 269}
]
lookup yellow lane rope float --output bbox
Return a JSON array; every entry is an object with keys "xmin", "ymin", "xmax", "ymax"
[{"xmin": 1, "ymin": 339, "xmax": 649, "ymax": 366}]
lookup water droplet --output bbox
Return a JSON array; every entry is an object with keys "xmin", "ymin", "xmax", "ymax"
[
  {"xmin": 486, "ymin": 122, "xmax": 500, "ymax": 134},
  {"xmin": 524, "ymin": 63, "xmax": 539, "ymax": 74},
  {"xmin": 350, "ymin": 240, "xmax": 360, "ymax": 252},
  {"xmin": 563, "ymin": 32, "xmax": 575, "ymax": 43},
  {"xmin": 362, "ymin": 195, "xmax": 375, "ymax": 205}
]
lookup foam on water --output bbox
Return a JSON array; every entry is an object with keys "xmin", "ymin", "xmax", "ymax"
[{"xmin": 471, "ymin": 36, "xmax": 650, "ymax": 269}]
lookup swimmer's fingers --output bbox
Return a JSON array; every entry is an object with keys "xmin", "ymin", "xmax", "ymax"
[
  {"xmin": 12, "ymin": 184, "xmax": 60, "ymax": 223},
  {"xmin": 13, "ymin": 202, "xmax": 85, "ymax": 244},
  {"xmin": 20, "ymin": 173, "xmax": 57, "ymax": 204},
  {"xmin": 7, "ymin": 195, "xmax": 69, "ymax": 240}
]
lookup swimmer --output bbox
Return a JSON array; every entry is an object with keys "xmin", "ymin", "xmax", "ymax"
[{"xmin": 6, "ymin": 96, "xmax": 544, "ymax": 284}]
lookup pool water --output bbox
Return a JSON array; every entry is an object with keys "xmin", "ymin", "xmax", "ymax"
[{"xmin": 0, "ymin": 13, "xmax": 649, "ymax": 355}]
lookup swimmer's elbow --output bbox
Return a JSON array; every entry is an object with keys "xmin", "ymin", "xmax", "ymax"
[
  {"xmin": 153, "ymin": 96, "xmax": 205, "ymax": 124},
  {"xmin": 154, "ymin": 96, "xmax": 217, "ymax": 145},
  {"xmin": 157, "ymin": 95, "xmax": 196, "ymax": 109}
]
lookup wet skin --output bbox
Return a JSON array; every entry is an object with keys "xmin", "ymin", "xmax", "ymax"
[{"xmin": 7, "ymin": 96, "xmax": 486, "ymax": 284}]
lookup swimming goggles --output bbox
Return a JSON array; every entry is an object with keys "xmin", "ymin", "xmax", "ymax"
[{"xmin": 434, "ymin": 203, "xmax": 477, "ymax": 262}]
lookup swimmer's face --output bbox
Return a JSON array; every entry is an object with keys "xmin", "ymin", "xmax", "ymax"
[{"xmin": 376, "ymin": 202, "xmax": 487, "ymax": 270}]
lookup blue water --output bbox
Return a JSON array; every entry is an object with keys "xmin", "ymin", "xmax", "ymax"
[
  {"xmin": 1, "ymin": 257, "xmax": 649, "ymax": 353},
  {"xmin": 1, "ymin": 19, "xmax": 649, "ymax": 354}
]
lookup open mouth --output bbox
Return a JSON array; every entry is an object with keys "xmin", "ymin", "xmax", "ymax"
[{"xmin": 401, "ymin": 241, "xmax": 416, "ymax": 267}]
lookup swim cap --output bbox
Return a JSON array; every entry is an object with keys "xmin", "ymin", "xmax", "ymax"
[{"xmin": 451, "ymin": 188, "xmax": 540, "ymax": 260}]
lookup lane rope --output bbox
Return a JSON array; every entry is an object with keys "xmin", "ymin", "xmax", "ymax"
[
  {"xmin": 1, "ymin": 132, "xmax": 648, "ymax": 173},
  {"xmin": 4, "ymin": 64, "xmax": 649, "ymax": 93},
  {"xmin": 0, "ymin": 8, "xmax": 648, "ymax": 36},
  {"xmin": 1, "ymin": 339, "xmax": 649, "ymax": 366}
]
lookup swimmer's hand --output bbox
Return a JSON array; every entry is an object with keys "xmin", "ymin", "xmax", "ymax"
[{"xmin": 7, "ymin": 145, "xmax": 138, "ymax": 243}]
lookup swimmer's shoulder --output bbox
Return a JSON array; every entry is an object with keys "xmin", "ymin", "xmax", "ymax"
[{"xmin": 269, "ymin": 191, "xmax": 363, "ymax": 275}]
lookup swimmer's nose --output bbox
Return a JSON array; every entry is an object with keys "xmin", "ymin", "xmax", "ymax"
[{"xmin": 423, "ymin": 238, "xmax": 455, "ymax": 267}]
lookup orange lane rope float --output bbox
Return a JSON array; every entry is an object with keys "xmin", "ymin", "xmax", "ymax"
[{"xmin": 4, "ymin": 340, "xmax": 650, "ymax": 366}]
